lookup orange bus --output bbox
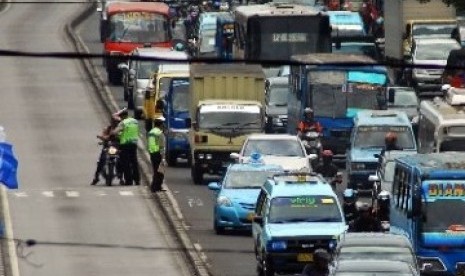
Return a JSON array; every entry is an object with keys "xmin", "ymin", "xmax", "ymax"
[{"xmin": 102, "ymin": 2, "xmax": 173, "ymax": 84}]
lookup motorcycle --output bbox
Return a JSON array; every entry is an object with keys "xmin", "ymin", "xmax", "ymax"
[
  {"xmin": 301, "ymin": 130, "xmax": 322, "ymax": 168},
  {"xmin": 101, "ymin": 141, "xmax": 120, "ymax": 186},
  {"xmin": 342, "ymin": 188, "xmax": 358, "ymax": 224}
]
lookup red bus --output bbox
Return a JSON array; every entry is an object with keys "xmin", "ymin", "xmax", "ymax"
[{"xmin": 102, "ymin": 2, "xmax": 173, "ymax": 84}]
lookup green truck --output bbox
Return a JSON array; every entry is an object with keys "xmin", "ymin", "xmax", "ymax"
[{"xmin": 188, "ymin": 64, "xmax": 266, "ymax": 184}]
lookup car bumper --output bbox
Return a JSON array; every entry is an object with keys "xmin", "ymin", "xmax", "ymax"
[
  {"xmin": 349, "ymin": 171, "xmax": 376, "ymax": 191},
  {"xmin": 214, "ymin": 205, "xmax": 255, "ymax": 230},
  {"xmin": 266, "ymin": 252, "xmax": 312, "ymax": 273}
]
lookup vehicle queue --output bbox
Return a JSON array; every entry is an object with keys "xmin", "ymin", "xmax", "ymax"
[{"xmin": 93, "ymin": 0, "xmax": 465, "ymax": 275}]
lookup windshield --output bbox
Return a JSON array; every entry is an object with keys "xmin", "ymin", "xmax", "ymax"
[
  {"xmin": 243, "ymin": 139, "xmax": 305, "ymax": 157},
  {"xmin": 332, "ymin": 43, "xmax": 379, "ymax": 60},
  {"xmin": 223, "ymin": 170, "xmax": 281, "ymax": 189},
  {"xmin": 199, "ymin": 31, "xmax": 216, "ymax": 53},
  {"xmin": 309, "ymin": 70, "xmax": 385, "ymax": 117},
  {"xmin": 412, "ymin": 24, "xmax": 456, "ymax": 38},
  {"xmin": 137, "ymin": 61, "xmax": 160, "ymax": 79},
  {"xmin": 109, "ymin": 12, "xmax": 170, "ymax": 43},
  {"xmin": 269, "ymin": 196, "xmax": 342, "ymax": 223},
  {"xmin": 416, "ymin": 42, "xmax": 460, "ymax": 61},
  {"xmin": 269, "ymin": 86, "xmax": 289, "ymax": 106},
  {"xmin": 440, "ymin": 139, "xmax": 465, "ymax": 152},
  {"xmin": 171, "ymin": 79, "xmax": 189, "ymax": 113},
  {"xmin": 158, "ymin": 77, "xmax": 171, "ymax": 98},
  {"xmin": 422, "ymin": 199, "xmax": 465, "ymax": 232},
  {"xmin": 354, "ymin": 126, "xmax": 415, "ymax": 149},
  {"xmin": 198, "ymin": 109, "xmax": 262, "ymax": 130},
  {"xmin": 393, "ymin": 92, "xmax": 418, "ymax": 107}
]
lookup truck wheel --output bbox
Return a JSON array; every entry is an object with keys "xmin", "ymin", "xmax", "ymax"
[
  {"xmin": 191, "ymin": 164, "xmax": 203, "ymax": 185},
  {"xmin": 261, "ymin": 254, "xmax": 275, "ymax": 276},
  {"xmin": 108, "ymin": 69, "xmax": 122, "ymax": 85},
  {"xmin": 166, "ymin": 151, "xmax": 177, "ymax": 167}
]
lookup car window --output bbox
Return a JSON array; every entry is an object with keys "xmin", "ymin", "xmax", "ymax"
[
  {"xmin": 393, "ymin": 92, "xmax": 418, "ymax": 107},
  {"xmin": 354, "ymin": 126, "xmax": 415, "ymax": 150},
  {"xmin": 416, "ymin": 42, "xmax": 460, "ymax": 61},
  {"xmin": 243, "ymin": 139, "xmax": 305, "ymax": 157}
]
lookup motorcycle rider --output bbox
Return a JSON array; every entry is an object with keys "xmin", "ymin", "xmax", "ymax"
[
  {"xmin": 90, "ymin": 108, "xmax": 126, "ymax": 185},
  {"xmin": 314, "ymin": 150, "xmax": 341, "ymax": 190},
  {"xmin": 380, "ymin": 132, "xmax": 402, "ymax": 157},
  {"xmin": 301, "ymin": 248, "xmax": 331, "ymax": 276},
  {"xmin": 297, "ymin": 108, "xmax": 323, "ymax": 139},
  {"xmin": 350, "ymin": 203, "xmax": 382, "ymax": 232},
  {"xmin": 343, "ymin": 189, "xmax": 358, "ymax": 223}
]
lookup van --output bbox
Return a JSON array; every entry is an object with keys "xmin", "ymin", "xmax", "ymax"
[
  {"xmin": 347, "ymin": 110, "xmax": 417, "ymax": 192},
  {"xmin": 119, "ymin": 47, "xmax": 188, "ymax": 119},
  {"xmin": 143, "ymin": 63, "xmax": 190, "ymax": 132}
]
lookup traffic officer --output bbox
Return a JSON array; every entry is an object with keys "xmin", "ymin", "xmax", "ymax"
[
  {"xmin": 148, "ymin": 116, "xmax": 166, "ymax": 192},
  {"xmin": 112, "ymin": 109, "xmax": 140, "ymax": 186}
]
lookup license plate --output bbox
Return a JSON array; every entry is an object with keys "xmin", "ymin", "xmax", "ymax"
[
  {"xmin": 297, "ymin": 253, "xmax": 313, "ymax": 262},
  {"xmin": 246, "ymin": 212, "xmax": 255, "ymax": 221}
]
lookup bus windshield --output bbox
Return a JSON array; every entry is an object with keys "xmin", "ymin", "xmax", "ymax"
[
  {"xmin": 422, "ymin": 199, "xmax": 465, "ymax": 233},
  {"xmin": 198, "ymin": 106, "xmax": 262, "ymax": 130},
  {"xmin": 309, "ymin": 70, "xmax": 385, "ymax": 117},
  {"xmin": 109, "ymin": 12, "xmax": 169, "ymax": 43}
]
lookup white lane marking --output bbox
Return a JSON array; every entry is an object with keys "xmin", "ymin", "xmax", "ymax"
[
  {"xmin": 187, "ymin": 197, "xmax": 204, "ymax": 207},
  {"xmin": 119, "ymin": 190, "xmax": 134, "ymax": 196},
  {"xmin": 97, "ymin": 191, "xmax": 108, "ymax": 196},
  {"xmin": 1, "ymin": 186, "xmax": 20, "ymax": 276},
  {"xmin": 13, "ymin": 192, "xmax": 27, "ymax": 197},
  {"xmin": 65, "ymin": 191, "xmax": 80, "ymax": 197},
  {"xmin": 42, "ymin": 191, "xmax": 54, "ymax": 198}
]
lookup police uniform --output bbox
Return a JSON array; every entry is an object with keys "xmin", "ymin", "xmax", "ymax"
[
  {"xmin": 118, "ymin": 116, "xmax": 140, "ymax": 185},
  {"xmin": 148, "ymin": 121, "xmax": 165, "ymax": 191}
]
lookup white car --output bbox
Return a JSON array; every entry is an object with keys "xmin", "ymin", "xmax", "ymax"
[{"xmin": 230, "ymin": 134, "xmax": 314, "ymax": 172}]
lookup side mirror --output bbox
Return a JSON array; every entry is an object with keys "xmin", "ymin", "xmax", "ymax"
[
  {"xmin": 388, "ymin": 88, "xmax": 395, "ymax": 103},
  {"xmin": 230, "ymin": 152, "xmax": 240, "ymax": 160},
  {"xmin": 207, "ymin": 182, "xmax": 221, "ymax": 191},
  {"xmin": 368, "ymin": 175, "xmax": 379, "ymax": 182},
  {"xmin": 252, "ymin": 215, "xmax": 263, "ymax": 226},
  {"xmin": 118, "ymin": 63, "xmax": 129, "ymax": 71},
  {"xmin": 185, "ymin": 118, "xmax": 192, "ymax": 128}
]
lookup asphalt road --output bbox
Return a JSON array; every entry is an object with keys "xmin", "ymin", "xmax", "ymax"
[
  {"xmin": 0, "ymin": 1, "xmax": 192, "ymax": 276},
  {"xmin": 77, "ymin": 11, "xmax": 359, "ymax": 276}
]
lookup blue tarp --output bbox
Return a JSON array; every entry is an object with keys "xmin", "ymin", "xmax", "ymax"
[
  {"xmin": 0, "ymin": 142, "xmax": 18, "ymax": 189},
  {"xmin": 348, "ymin": 71, "xmax": 387, "ymax": 85}
]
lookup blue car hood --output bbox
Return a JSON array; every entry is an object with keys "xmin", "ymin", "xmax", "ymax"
[
  {"xmin": 220, "ymin": 188, "xmax": 261, "ymax": 204},
  {"xmin": 266, "ymin": 222, "xmax": 346, "ymax": 238},
  {"xmin": 350, "ymin": 148, "xmax": 382, "ymax": 163}
]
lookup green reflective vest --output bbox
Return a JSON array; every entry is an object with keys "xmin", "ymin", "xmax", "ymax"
[
  {"xmin": 119, "ymin": 118, "xmax": 139, "ymax": 145},
  {"xmin": 148, "ymin": 127, "xmax": 163, "ymax": 153}
]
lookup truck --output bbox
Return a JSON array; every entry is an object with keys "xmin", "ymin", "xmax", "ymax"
[
  {"xmin": 384, "ymin": 0, "xmax": 456, "ymax": 64},
  {"xmin": 187, "ymin": 64, "xmax": 266, "ymax": 184}
]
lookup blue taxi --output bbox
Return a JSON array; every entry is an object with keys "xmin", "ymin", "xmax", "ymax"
[
  {"xmin": 252, "ymin": 172, "xmax": 347, "ymax": 276},
  {"xmin": 347, "ymin": 110, "xmax": 417, "ymax": 192},
  {"xmin": 208, "ymin": 155, "xmax": 284, "ymax": 234}
]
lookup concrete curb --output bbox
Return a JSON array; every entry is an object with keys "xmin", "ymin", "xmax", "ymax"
[{"xmin": 65, "ymin": 5, "xmax": 211, "ymax": 276}]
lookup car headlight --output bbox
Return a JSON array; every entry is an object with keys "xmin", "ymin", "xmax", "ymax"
[
  {"xmin": 272, "ymin": 117, "xmax": 283, "ymax": 126},
  {"xmin": 267, "ymin": 240, "xmax": 287, "ymax": 251},
  {"xmin": 198, "ymin": 154, "xmax": 205, "ymax": 159},
  {"xmin": 351, "ymin": 163, "xmax": 366, "ymax": 171},
  {"xmin": 206, "ymin": 154, "xmax": 213, "ymax": 160},
  {"xmin": 328, "ymin": 240, "xmax": 338, "ymax": 250},
  {"xmin": 217, "ymin": 196, "xmax": 232, "ymax": 207}
]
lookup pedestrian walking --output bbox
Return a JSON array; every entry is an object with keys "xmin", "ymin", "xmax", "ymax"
[
  {"xmin": 148, "ymin": 116, "xmax": 166, "ymax": 192},
  {"xmin": 112, "ymin": 109, "xmax": 140, "ymax": 185}
]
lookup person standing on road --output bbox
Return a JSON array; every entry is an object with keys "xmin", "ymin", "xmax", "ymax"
[
  {"xmin": 113, "ymin": 109, "xmax": 140, "ymax": 185},
  {"xmin": 148, "ymin": 116, "xmax": 166, "ymax": 192}
]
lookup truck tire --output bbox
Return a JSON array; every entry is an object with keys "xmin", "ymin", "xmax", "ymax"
[
  {"xmin": 166, "ymin": 150, "xmax": 177, "ymax": 167},
  {"xmin": 191, "ymin": 164, "xmax": 203, "ymax": 185}
]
